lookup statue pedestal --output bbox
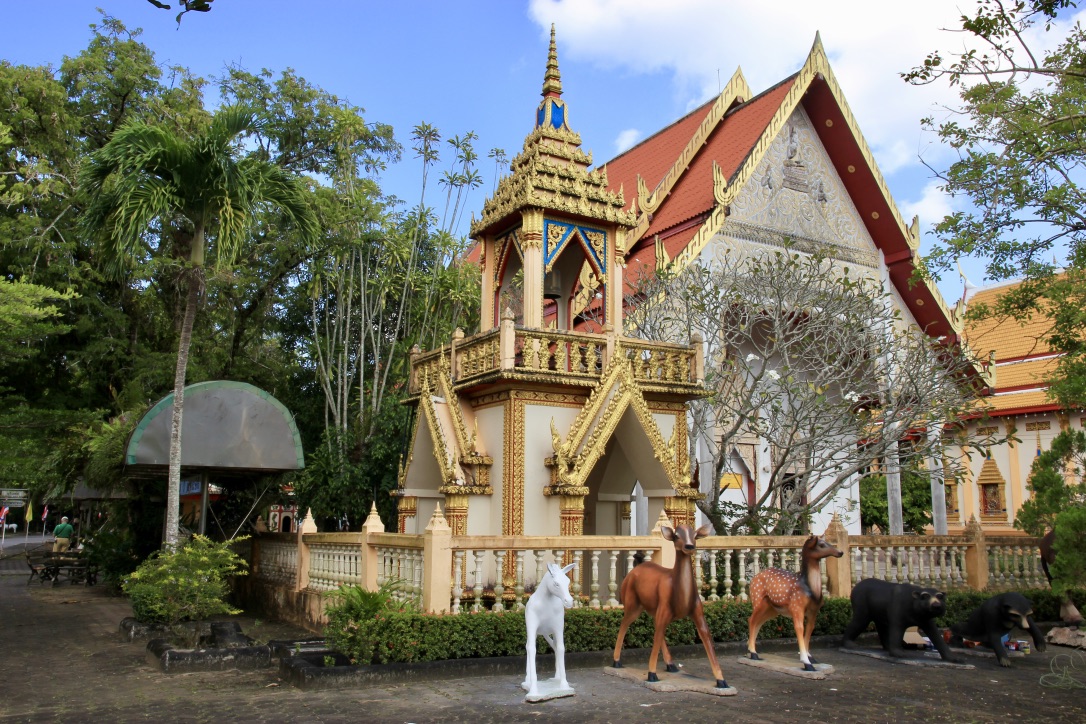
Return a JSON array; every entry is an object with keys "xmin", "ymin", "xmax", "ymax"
[
  {"xmin": 522, "ymin": 678, "xmax": 575, "ymax": 702},
  {"xmin": 602, "ymin": 665, "xmax": 737, "ymax": 696},
  {"xmin": 736, "ymin": 653, "xmax": 834, "ymax": 679},
  {"xmin": 839, "ymin": 647, "xmax": 975, "ymax": 669}
]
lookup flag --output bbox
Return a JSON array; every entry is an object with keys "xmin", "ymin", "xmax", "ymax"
[
  {"xmin": 25, "ymin": 501, "xmax": 32, "ymax": 522},
  {"xmin": 41, "ymin": 505, "xmax": 48, "ymax": 522},
  {"xmin": 0, "ymin": 506, "xmax": 8, "ymax": 523}
]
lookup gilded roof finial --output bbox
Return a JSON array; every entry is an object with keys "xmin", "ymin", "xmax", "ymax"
[{"xmin": 542, "ymin": 24, "xmax": 562, "ymax": 98}]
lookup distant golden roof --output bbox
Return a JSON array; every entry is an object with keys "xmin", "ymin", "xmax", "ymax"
[
  {"xmin": 987, "ymin": 389, "xmax": 1053, "ymax": 413},
  {"xmin": 995, "ymin": 357, "xmax": 1058, "ymax": 390},
  {"xmin": 964, "ymin": 282, "xmax": 1056, "ymax": 364}
]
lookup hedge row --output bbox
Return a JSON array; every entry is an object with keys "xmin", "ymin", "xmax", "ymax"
[{"xmin": 325, "ymin": 588, "xmax": 1083, "ymax": 665}]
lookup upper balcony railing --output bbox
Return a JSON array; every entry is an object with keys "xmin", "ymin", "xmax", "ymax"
[{"xmin": 409, "ymin": 320, "xmax": 703, "ymax": 395}]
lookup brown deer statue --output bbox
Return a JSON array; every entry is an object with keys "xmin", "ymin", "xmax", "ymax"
[
  {"xmin": 611, "ymin": 523, "xmax": 728, "ymax": 689},
  {"xmin": 747, "ymin": 535, "xmax": 842, "ymax": 671}
]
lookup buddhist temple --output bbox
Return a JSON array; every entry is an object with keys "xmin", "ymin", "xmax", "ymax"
[{"xmin": 399, "ymin": 27, "xmax": 976, "ymax": 540}]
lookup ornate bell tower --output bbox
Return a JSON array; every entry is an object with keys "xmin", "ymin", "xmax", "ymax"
[
  {"xmin": 398, "ymin": 27, "xmax": 704, "ymax": 554},
  {"xmin": 474, "ymin": 25, "xmax": 635, "ymax": 334}
]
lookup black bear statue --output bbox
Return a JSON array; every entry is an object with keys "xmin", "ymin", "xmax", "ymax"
[
  {"xmin": 950, "ymin": 592, "xmax": 1046, "ymax": 666},
  {"xmin": 843, "ymin": 578, "xmax": 958, "ymax": 661}
]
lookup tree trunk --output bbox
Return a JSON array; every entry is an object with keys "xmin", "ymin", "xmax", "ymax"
[{"xmin": 165, "ymin": 264, "xmax": 202, "ymax": 549}]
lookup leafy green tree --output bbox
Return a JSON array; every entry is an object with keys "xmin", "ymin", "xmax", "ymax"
[
  {"xmin": 860, "ymin": 469, "xmax": 935, "ymax": 534},
  {"xmin": 906, "ymin": 0, "xmax": 1086, "ymax": 410},
  {"xmin": 1016, "ymin": 428, "xmax": 1085, "ymax": 595},
  {"xmin": 1016, "ymin": 428, "xmax": 1086, "ymax": 535},
  {"xmin": 79, "ymin": 106, "xmax": 318, "ymax": 548}
]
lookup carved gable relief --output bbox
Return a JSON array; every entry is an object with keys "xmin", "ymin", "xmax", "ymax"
[{"xmin": 720, "ymin": 107, "xmax": 879, "ymax": 270}]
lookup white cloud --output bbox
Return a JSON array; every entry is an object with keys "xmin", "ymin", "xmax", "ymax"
[
  {"xmin": 614, "ymin": 128, "xmax": 642, "ymax": 153},
  {"xmin": 900, "ymin": 179, "xmax": 956, "ymax": 233},
  {"xmin": 526, "ymin": 1, "xmax": 1077, "ymax": 184}
]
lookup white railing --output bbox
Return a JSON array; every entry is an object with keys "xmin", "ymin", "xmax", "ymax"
[
  {"xmin": 373, "ymin": 533, "xmax": 425, "ymax": 606},
  {"xmin": 695, "ymin": 538, "xmax": 813, "ymax": 602},
  {"xmin": 256, "ymin": 538, "xmax": 297, "ymax": 587},
  {"xmin": 307, "ymin": 542, "xmax": 362, "ymax": 592},
  {"xmin": 986, "ymin": 539, "xmax": 1047, "ymax": 590},
  {"xmin": 851, "ymin": 538, "xmax": 969, "ymax": 589},
  {"xmin": 245, "ymin": 524, "xmax": 1046, "ymax": 622}
]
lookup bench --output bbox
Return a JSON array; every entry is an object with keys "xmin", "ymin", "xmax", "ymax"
[
  {"xmin": 27, "ymin": 551, "xmax": 98, "ymax": 586},
  {"xmin": 26, "ymin": 552, "xmax": 50, "ymax": 585}
]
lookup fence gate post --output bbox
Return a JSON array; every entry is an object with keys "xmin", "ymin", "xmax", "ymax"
[
  {"xmin": 423, "ymin": 505, "xmax": 453, "ymax": 614},
  {"xmin": 360, "ymin": 502, "xmax": 385, "ymax": 592},
  {"xmin": 963, "ymin": 515, "xmax": 989, "ymax": 591},
  {"xmin": 652, "ymin": 510, "xmax": 676, "ymax": 569},
  {"xmin": 295, "ymin": 508, "xmax": 317, "ymax": 592},
  {"xmin": 823, "ymin": 514, "xmax": 852, "ymax": 598}
]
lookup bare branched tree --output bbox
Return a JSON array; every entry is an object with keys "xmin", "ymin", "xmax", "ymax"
[{"xmin": 627, "ymin": 245, "xmax": 988, "ymax": 534}]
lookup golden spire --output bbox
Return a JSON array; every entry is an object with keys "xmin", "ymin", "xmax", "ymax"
[{"xmin": 542, "ymin": 24, "xmax": 562, "ymax": 98}]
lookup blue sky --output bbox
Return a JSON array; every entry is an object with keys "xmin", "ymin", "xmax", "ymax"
[{"xmin": 7, "ymin": 1, "xmax": 1081, "ymax": 301}]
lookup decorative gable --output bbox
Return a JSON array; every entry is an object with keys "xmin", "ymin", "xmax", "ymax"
[{"xmin": 723, "ymin": 106, "xmax": 880, "ymax": 269}]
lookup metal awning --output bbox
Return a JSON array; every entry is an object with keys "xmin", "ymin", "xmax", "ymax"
[{"xmin": 124, "ymin": 381, "xmax": 304, "ymax": 475}]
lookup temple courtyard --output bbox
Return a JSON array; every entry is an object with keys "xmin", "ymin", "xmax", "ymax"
[{"xmin": 0, "ymin": 544, "xmax": 1082, "ymax": 723}]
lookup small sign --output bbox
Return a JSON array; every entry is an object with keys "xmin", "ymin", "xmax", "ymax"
[{"xmin": 0, "ymin": 488, "xmax": 28, "ymax": 507}]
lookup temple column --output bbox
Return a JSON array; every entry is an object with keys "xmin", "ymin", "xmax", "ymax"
[
  {"xmin": 664, "ymin": 496, "xmax": 696, "ymax": 528},
  {"xmin": 444, "ymin": 492, "xmax": 469, "ymax": 536},
  {"xmin": 521, "ymin": 208, "xmax": 544, "ymax": 328},
  {"xmin": 480, "ymin": 239, "xmax": 496, "ymax": 331},
  {"xmin": 397, "ymin": 495, "xmax": 417, "ymax": 534},
  {"xmin": 559, "ymin": 494, "xmax": 586, "ymax": 536}
]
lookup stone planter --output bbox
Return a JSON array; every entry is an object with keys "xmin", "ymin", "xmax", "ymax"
[{"xmin": 144, "ymin": 622, "xmax": 272, "ymax": 673}]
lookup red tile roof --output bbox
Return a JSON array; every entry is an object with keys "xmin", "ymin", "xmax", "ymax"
[
  {"xmin": 644, "ymin": 77, "xmax": 796, "ymax": 238},
  {"xmin": 602, "ymin": 98, "xmax": 717, "ymax": 206}
]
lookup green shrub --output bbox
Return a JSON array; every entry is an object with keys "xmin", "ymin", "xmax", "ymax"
[
  {"xmin": 324, "ymin": 582, "xmax": 416, "ymax": 664},
  {"xmin": 323, "ymin": 587, "xmax": 1084, "ymax": 665},
  {"xmin": 123, "ymin": 535, "xmax": 248, "ymax": 625}
]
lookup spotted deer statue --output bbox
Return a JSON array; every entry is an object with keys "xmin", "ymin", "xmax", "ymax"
[
  {"xmin": 747, "ymin": 535, "xmax": 843, "ymax": 670},
  {"xmin": 612, "ymin": 524, "xmax": 729, "ymax": 689}
]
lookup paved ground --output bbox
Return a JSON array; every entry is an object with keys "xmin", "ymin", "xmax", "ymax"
[{"xmin": 2, "ymin": 538, "xmax": 1085, "ymax": 723}]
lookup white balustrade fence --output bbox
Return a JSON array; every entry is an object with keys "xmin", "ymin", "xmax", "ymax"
[
  {"xmin": 851, "ymin": 542, "xmax": 969, "ymax": 589},
  {"xmin": 308, "ymin": 542, "xmax": 362, "ymax": 592},
  {"xmin": 986, "ymin": 540, "xmax": 1047, "ymax": 590},
  {"xmin": 255, "ymin": 538, "xmax": 297, "ymax": 587},
  {"xmin": 246, "ymin": 525, "xmax": 1047, "ymax": 624}
]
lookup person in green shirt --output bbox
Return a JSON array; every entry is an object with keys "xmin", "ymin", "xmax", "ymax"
[{"xmin": 53, "ymin": 516, "xmax": 74, "ymax": 552}]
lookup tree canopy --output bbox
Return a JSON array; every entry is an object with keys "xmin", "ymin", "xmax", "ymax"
[{"xmin": 906, "ymin": 0, "xmax": 1086, "ymax": 410}]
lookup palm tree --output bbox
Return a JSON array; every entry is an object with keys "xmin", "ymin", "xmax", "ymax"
[{"xmin": 80, "ymin": 105, "xmax": 318, "ymax": 549}]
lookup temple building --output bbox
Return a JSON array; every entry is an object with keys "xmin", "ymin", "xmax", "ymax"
[
  {"xmin": 398, "ymin": 28, "xmax": 973, "ymax": 540},
  {"xmin": 948, "ymin": 277, "xmax": 1083, "ymax": 533}
]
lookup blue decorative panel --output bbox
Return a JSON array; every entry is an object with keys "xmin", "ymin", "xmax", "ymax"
[
  {"xmin": 551, "ymin": 103, "xmax": 565, "ymax": 129},
  {"xmin": 543, "ymin": 219, "xmax": 607, "ymax": 275}
]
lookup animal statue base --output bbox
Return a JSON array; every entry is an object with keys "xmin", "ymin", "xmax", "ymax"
[
  {"xmin": 521, "ymin": 678, "xmax": 575, "ymax": 703},
  {"xmin": 736, "ymin": 652, "xmax": 834, "ymax": 679},
  {"xmin": 838, "ymin": 647, "xmax": 975, "ymax": 669},
  {"xmin": 603, "ymin": 664, "xmax": 738, "ymax": 696}
]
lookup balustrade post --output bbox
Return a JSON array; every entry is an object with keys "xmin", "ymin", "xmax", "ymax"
[
  {"xmin": 691, "ymin": 331, "xmax": 705, "ymax": 384},
  {"xmin": 422, "ymin": 506, "xmax": 453, "ymax": 614},
  {"xmin": 450, "ymin": 328, "xmax": 464, "ymax": 380},
  {"xmin": 499, "ymin": 308, "xmax": 516, "ymax": 370},
  {"xmin": 652, "ymin": 511, "xmax": 676, "ymax": 570},
  {"xmin": 823, "ymin": 514, "xmax": 852, "ymax": 597},
  {"xmin": 963, "ymin": 516, "xmax": 989, "ymax": 591},
  {"xmin": 295, "ymin": 508, "xmax": 317, "ymax": 592},
  {"xmin": 360, "ymin": 503, "xmax": 385, "ymax": 591}
]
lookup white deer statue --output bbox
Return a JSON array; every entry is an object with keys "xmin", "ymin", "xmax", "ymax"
[{"xmin": 522, "ymin": 562, "xmax": 577, "ymax": 701}]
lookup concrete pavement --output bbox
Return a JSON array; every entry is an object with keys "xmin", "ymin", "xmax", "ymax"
[{"xmin": 1, "ymin": 539, "xmax": 1084, "ymax": 723}]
